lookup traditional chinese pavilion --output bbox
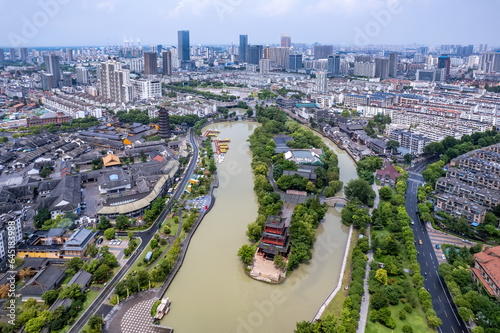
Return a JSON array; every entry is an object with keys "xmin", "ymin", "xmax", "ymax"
[{"xmin": 257, "ymin": 215, "xmax": 290, "ymax": 260}]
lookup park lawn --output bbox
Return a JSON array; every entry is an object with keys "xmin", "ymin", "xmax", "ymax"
[
  {"xmin": 162, "ymin": 217, "xmax": 180, "ymax": 236},
  {"xmin": 365, "ymin": 302, "xmax": 433, "ymax": 333},
  {"xmin": 323, "ymin": 228, "xmax": 359, "ymax": 317}
]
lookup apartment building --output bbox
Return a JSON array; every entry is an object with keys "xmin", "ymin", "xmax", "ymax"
[
  {"xmin": 436, "ymin": 193, "xmax": 487, "ymax": 224},
  {"xmin": 435, "ymin": 177, "xmax": 500, "ymax": 209},
  {"xmin": 446, "ymin": 167, "xmax": 500, "ymax": 191}
]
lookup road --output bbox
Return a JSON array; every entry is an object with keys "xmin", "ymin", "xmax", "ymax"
[
  {"xmin": 405, "ymin": 159, "xmax": 469, "ymax": 333},
  {"xmin": 68, "ymin": 129, "xmax": 199, "ymax": 333}
]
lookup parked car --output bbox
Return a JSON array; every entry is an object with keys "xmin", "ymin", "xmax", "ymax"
[
  {"xmin": 442, "ymin": 254, "xmax": 446, "ymax": 260},
  {"xmin": 97, "ymin": 237, "xmax": 103, "ymax": 245},
  {"xmin": 436, "ymin": 244, "xmax": 440, "ymax": 249}
]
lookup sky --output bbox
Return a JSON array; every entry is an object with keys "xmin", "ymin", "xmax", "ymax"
[{"xmin": 0, "ymin": 0, "xmax": 498, "ymax": 48}]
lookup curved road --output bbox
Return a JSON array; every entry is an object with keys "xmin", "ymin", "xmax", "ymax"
[
  {"xmin": 405, "ymin": 160, "xmax": 469, "ymax": 333},
  {"xmin": 68, "ymin": 129, "xmax": 199, "ymax": 333}
]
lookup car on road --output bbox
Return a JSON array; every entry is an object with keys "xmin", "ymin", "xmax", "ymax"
[
  {"xmin": 411, "ymin": 220, "xmax": 415, "ymax": 225},
  {"xmin": 442, "ymin": 254, "xmax": 446, "ymax": 260},
  {"xmin": 436, "ymin": 244, "xmax": 440, "ymax": 249},
  {"xmin": 419, "ymin": 239, "xmax": 422, "ymax": 245},
  {"xmin": 97, "ymin": 237, "xmax": 103, "ymax": 245}
]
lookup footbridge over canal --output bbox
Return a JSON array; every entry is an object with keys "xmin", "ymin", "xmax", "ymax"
[{"xmin": 323, "ymin": 196, "xmax": 349, "ymax": 207}]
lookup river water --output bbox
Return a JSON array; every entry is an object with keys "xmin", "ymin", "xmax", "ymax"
[{"xmin": 161, "ymin": 122, "xmax": 357, "ymax": 333}]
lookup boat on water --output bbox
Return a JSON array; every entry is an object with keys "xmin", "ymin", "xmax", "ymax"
[{"xmin": 154, "ymin": 297, "xmax": 172, "ymax": 320}]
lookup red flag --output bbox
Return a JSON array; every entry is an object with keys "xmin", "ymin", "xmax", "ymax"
[{"xmin": 205, "ymin": 205, "xmax": 208, "ymax": 210}]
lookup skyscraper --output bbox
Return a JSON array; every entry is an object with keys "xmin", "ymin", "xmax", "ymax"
[
  {"xmin": 100, "ymin": 58, "xmax": 131, "ymax": 103},
  {"xmin": 288, "ymin": 54, "xmax": 303, "ymax": 72},
  {"xmin": 162, "ymin": 51, "xmax": 172, "ymax": 76},
  {"xmin": 281, "ymin": 34, "xmax": 291, "ymax": 48},
  {"xmin": 316, "ymin": 71, "xmax": 328, "ymax": 93},
  {"xmin": 314, "ymin": 45, "xmax": 333, "ymax": 60},
  {"xmin": 375, "ymin": 58, "xmax": 389, "ymax": 80},
  {"xmin": 327, "ymin": 55, "xmax": 340, "ymax": 76},
  {"xmin": 66, "ymin": 48, "xmax": 73, "ymax": 62},
  {"xmin": 0, "ymin": 49, "xmax": 4, "ymax": 64},
  {"xmin": 259, "ymin": 59, "xmax": 270, "ymax": 74},
  {"xmin": 158, "ymin": 107, "xmax": 171, "ymax": 139},
  {"xmin": 19, "ymin": 48, "xmax": 28, "ymax": 62},
  {"xmin": 239, "ymin": 35, "xmax": 248, "ymax": 63},
  {"xmin": 144, "ymin": 52, "xmax": 158, "ymax": 75},
  {"xmin": 76, "ymin": 66, "xmax": 89, "ymax": 84},
  {"xmin": 438, "ymin": 55, "xmax": 451, "ymax": 78},
  {"xmin": 480, "ymin": 52, "xmax": 500, "ymax": 73},
  {"xmin": 269, "ymin": 47, "xmax": 290, "ymax": 69},
  {"xmin": 157, "ymin": 45, "xmax": 163, "ymax": 57},
  {"xmin": 45, "ymin": 54, "xmax": 61, "ymax": 87},
  {"xmin": 9, "ymin": 48, "xmax": 15, "ymax": 61},
  {"xmin": 178, "ymin": 30, "xmax": 190, "ymax": 68},
  {"xmin": 246, "ymin": 45, "xmax": 263, "ymax": 65},
  {"xmin": 389, "ymin": 53, "xmax": 398, "ymax": 77},
  {"xmin": 263, "ymin": 45, "xmax": 270, "ymax": 59}
]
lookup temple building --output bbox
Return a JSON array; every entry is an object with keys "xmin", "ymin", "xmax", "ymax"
[{"xmin": 257, "ymin": 215, "xmax": 290, "ymax": 260}]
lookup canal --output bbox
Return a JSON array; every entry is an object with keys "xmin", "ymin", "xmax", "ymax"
[{"xmin": 161, "ymin": 121, "xmax": 358, "ymax": 332}]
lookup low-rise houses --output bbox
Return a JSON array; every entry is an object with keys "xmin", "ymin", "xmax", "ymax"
[{"xmin": 471, "ymin": 246, "xmax": 500, "ymax": 300}]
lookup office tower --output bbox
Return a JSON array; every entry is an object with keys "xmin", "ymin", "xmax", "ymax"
[
  {"xmin": 327, "ymin": 55, "xmax": 340, "ymax": 76},
  {"xmin": 157, "ymin": 45, "xmax": 163, "ymax": 57},
  {"xmin": 314, "ymin": 45, "xmax": 333, "ymax": 60},
  {"xmin": 417, "ymin": 47, "xmax": 429, "ymax": 56},
  {"xmin": 41, "ymin": 73, "xmax": 54, "ymax": 90},
  {"xmin": 19, "ymin": 48, "xmax": 28, "ymax": 62},
  {"xmin": 76, "ymin": 66, "xmax": 89, "ymax": 84},
  {"xmin": 389, "ymin": 52, "xmax": 398, "ymax": 77},
  {"xmin": 354, "ymin": 56, "xmax": 375, "ymax": 77},
  {"xmin": 62, "ymin": 72, "xmax": 72, "ymax": 87},
  {"xmin": 269, "ymin": 47, "xmax": 290, "ymax": 69},
  {"xmin": 162, "ymin": 51, "xmax": 172, "ymax": 75},
  {"xmin": 316, "ymin": 71, "xmax": 328, "ymax": 93},
  {"xmin": 239, "ymin": 34, "xmax": 248, "ymax": 63},
  {"xmin": 480, "ymin": 52, "xmax": 500, "ymax": 73},
  {"xmin": 263, "ymin": 45, "xmax": 270, "ymax": 59},
  {"xmin": 66, "ymin": 48, "xmax": 73, "ymax": 62},
  {"xmin": 0, "ymin": 49, "xmax": 4, "ymax": 64},
  {"xmin": 9, "ymin": 48, "xmax": 16, "ymax": 61},
  {"xmin": 144, "ymin": 52, "xmax": 158, "ymax": 75},
  {"xmin": 45, "ymin": 54, "xmax": 61, "ymax": 87},
  {"xmin": 178, "ymin": 30, "xmax": 190, "ymax": 68},
  {"xmin": 466, "ymin": 45, "xmax": 474, "ymax": 57},
  {"xmin": 158, "ymin": 107, "xmax": 171, "ymax": 138},
  {"xmin": 100, "ymin": 58, "xmax": 131, "ymax": 103},
  {"xmin": 413, "ymin": 53, "xmax": 424, "ymax": 63},
  {"xmin": 288, "ymin": 54, "xmax": 303, "ymax": 71},
  {"xmin": 438, "ymin": 55, "xmax": 451, "ymax": 78},
  {"xmin": 375, "ymin": 58, "xmax": 389, "ymax": 80},
  {"xmin": 281, "ymin": 34, "xmax": 291, "ymax": 48},
  {"xmin": 246, "ymin": 45, "xmax": 263, "ymax": 65},
  {"xmin": 259, "ymin": 59, "xmax": 270, "ymax": 74}
]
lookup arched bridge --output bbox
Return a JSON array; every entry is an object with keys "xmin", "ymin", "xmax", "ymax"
[{"xmin": 324, "ymin": 197, "xmax": 349, "ymax": 207}]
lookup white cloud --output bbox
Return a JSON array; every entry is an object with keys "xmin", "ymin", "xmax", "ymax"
[
  {"xmin": 257, "ymin": 0, "xmax": 298, "ymax": 17},
  {"xmin": 168, "ymin": 0, "xmax": 213, "ymax": 18},
  {"xmin": 313, "ymin": 0, "xmax": 386, "ymax": 13}
]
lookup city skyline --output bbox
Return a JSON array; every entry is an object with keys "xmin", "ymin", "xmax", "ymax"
[{"xmin": 0, "ymin": 0, "xmax": 499, "ymax": 48}]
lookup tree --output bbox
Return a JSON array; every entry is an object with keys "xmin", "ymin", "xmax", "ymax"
[
  {"xmin": 344, "ymin": 179, "xmax": 375, "ymax": 205},
  {"xmin": 386, "ymin": 140, "xmax": 400, "ymax": 153},
  {"xmin": 376, "ymin": 268, "xmax": 388, "ymax": 285},
  {"xmin": 115, "ymin": 215, "xmax": 130, "ymax": 230},
  {"xmin": 33, "ymin": 207, "xmax": 50, "ymax": 228},
  {"xmin": 25, "ymin": 317, "xmax": 47, "ymax": 333},
  {"xmin": 0, "ymin": 284, "xmax": 9, "ymax": 298},
  {"xmin": 19, "ymin": 267, "xmax": 34, "ymax": 282},
  {"xmin": 88, "ymin": 314, "xmax": 103, "ymax": 332},
  {"xmin": 140, "ymin": 151, "xmax": 147, "ymax": 163},
  {"xmin": 128, "ymin": 231, "xmax": 134, "ymax": 240},
  {"xmin": 237, "ymin": 244, "xmax": 254, "ymax": 266},
  {"xmin": 67, "ymin": 257, "xmax": 83, "ymax": 272},
  {"xmin": 104, "ymin": 228, "xmax": 115, "ymax": 240},
  {"xmin": 379, "ymin": 186, "xmax": 393, "ymax": 201},
  {"xmin": 371, "ymin": 290, "xmax": 389, "ymax": 310},
  {"xmin": 274, "ymin": 255, "xmax": 287, "ymax": 271},
  {"xmin": 404, "ymin": 153, "xmax": 413, "ymax": 165},
  {"xmin": 93, "ymin": 263, "xmax": 110, "ymax": 283},
  {"xmin": 98, "ymin": 216, "xmax": 111, "ymax": 230},
  {"xmin": 41, "ymin": 290, "xmax": 59, "ymax": 305}
]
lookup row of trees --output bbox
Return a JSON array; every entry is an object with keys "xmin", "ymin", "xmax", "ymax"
[{"xmin": 163, "ymin": 84, "xmax": 237, "ymax": 102}]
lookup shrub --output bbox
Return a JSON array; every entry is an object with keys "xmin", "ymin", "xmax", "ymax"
[
  {"xmin": 402, "ymin": 325, "xmax": 413, "ymax": 333},
  {"xmin": 398, "ymin": 309, "xmax": 407, "ymax": 320}
]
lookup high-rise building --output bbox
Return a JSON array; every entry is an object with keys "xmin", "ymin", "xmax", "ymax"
[
  {"xmin": 19, "ymin": 48, "xmax": 28, "ymax": 62},
  {"xmin": 41, "ymin": 73, "xmax": 54, "ymax": 90},
  {"xmin": 158, "ymin": 107, "xmax": 171, "ymax": 139},
  {"xmin": 269, "ymin": 47, "xmax": 290, "ymax": 69},
  {"xmin": 131, "ymin": 79, "xmax": 162, "ymax": 100},
  {"xmin": 246, "ymin": 45, "xmax": 263, "ymax": 65},
  {"xmin": 375, "ymin": 58, "xmax": 389, "ymax": 80},
  {"xmin": 327, "ymin": 55, "xmax": 340, "ymax": 76},
  {"xmin": 438, "ymin": 55, "xmax": 451, "ymax": 78},
  {"xmin": 389, "ymin": 53, "xmax": 398, "ymax": 77},
  {"xmin": 162, "ymin": 51, "xmax": 172, "ymax": 75},
  {"xmin": 144, "ymin": 52, "xmax": 158, "ymax": 75},
  {"xmin": 239, "ymin": 34, "xmax": 248, "ymax": 63},
  {"xmin": 259, "ymin": 59, "xmax": 270, "ymax": 74},
  {"xmin": 263, "ymin": 45, "xmax": 270, "ymax": 59},
  {"xmin": 100, "ymin": 58, "xmax": 131, "ymax": 103},
  {"xmin": 76, "ymin": 66, "xmax": 89, "ymax": 84},
  {"xmin": 480, "ymin": 52, "xmax": 500, "ymax": 73},
  {"xmin": 281, "ymin": 34, "xmax": 291, "ymax": 48},
  {"xmin": 157, "ymin": 45, "xmax": 163, "ymax": 57},
  {"xmin": 0, "ymin": 49, "xmax": 4, "ymax": 64},
  {"xmin": 288, "ymin": 54, "xmax": 303, "ymax": 72},
  {"xmin": 62, "ymin": 72, "xmax": 72, "ymax": 87},
  {"xmin": 316, "ymin": 71, "xmax": 328, "ymax": 93},
  {"xmin": 178, "ymin": 30, "xmax": 190, "ymax": 67},
  {"xmin": 354, "ymin": 56, "xmax": 375, "ymax": 77},
  {"xmin": 9, "ymin": 48, "xmax": 16, "ymax": 61},
  {"xmin": 45, "ymin": 54, "xmax": 61, "ymax": 87},
  {"xmin": 314, "ymin": 45, "xmax": 333, "ymax": 60},
  {"xmin": 66, "ymin": 48, "xmax": 73, "ymax": 62}
]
